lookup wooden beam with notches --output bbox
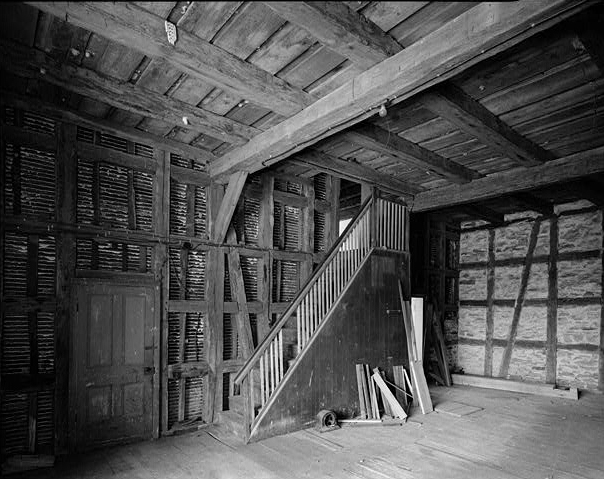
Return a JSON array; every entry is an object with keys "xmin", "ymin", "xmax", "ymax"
[
  {"xmin": 26, "ymin": 1, "xmax": 314, "ymax": 116},
  {"xmin": 412, "ymin": 145, "xmax": 604, "ymax": 212},
  {"xmin": 209, "ymin": 1, "xmax": 587, "ymax": 180},
  {"xmin": 0, "ymin": 40, "xmax": 260, "ymax": 146}
]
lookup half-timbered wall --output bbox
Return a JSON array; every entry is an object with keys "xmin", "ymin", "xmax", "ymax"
[
  {"xmin": 457, "ymin": 201, "xmax": 604, "ymax": 391},
  {"xmin": 0, "ymin": 105, "xmax": 340, "ymax": 456}
]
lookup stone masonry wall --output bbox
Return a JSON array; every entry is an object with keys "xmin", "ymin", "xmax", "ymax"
[{"xmin": 457, "ymin": 201, "xmax": 603, "ymax": 390}]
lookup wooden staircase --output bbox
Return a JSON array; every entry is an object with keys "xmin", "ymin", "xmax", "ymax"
[{"xmin": 227, "ymin": 196, "xmax": 408, "ymax": 443}]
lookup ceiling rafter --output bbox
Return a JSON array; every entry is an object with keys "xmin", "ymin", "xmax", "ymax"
[
  {"xmin": 341, "ymin": 125, "xmax": 480, "ymax": 184},
  {"xmin": 209, "ymin": 0, "xmax": 587, "ymax": 180},
  {"xmin": 264, "ymin": 0, "xmax": 561, "ymax": 172},
  {"xmin": 418, "ymin": 84, "xmax": 556, "ymax": 167},
  {"xmin": 412, "ymin": 145, "xmax": 604, "ymax": 212},
  {"xmin": 26, "ymin": 1, "xmax": 314, "ymax": 116},
  {"xmin": 292, "ymin": 150, "xmax": 420, "ymax": 198},
  {"xmin": 0, "ymin": 39, "xmax": 261, "ymax": 146}
]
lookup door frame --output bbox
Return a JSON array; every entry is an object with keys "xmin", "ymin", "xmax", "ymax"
[{"xmin": 68, "ymin": 274, "xmax": 160, "ymax": 451}]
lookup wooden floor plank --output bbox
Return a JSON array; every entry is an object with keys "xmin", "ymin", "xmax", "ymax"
[{"xmin": 11, "ymin": 386, "xmax": 604, "ymax": 479}]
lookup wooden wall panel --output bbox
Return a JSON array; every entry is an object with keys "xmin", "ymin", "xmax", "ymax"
[{"xmin": 250, "ymin": 250, "xmax": 407, "ymax": 441}]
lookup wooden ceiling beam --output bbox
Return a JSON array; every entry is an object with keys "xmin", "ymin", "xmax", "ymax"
[
  {"xmin": 459, "ymin": 205, "xmax": 505, "ymax": 226},
  {"xmin": 210, "ymin": 1, "xmax": 587, "ymax": 180},
  {"xmin": 292, "ymin": 150, "xmax": 420, "ymax": 199},
  {"xmin": 513, "ymin": 192, "xmax": 554, "ymax": 216},
  {"xmin": 263, "ymin": 1, "xmax": 402, "ymax": 70},
  {"xmin": 26, "ymin": 1, "xmax": 313, "ymax": 116},
  {"xmin": 412, "ymin": 145, "xmax": 604, "ymax": 212},
  {"xmin": 419, "ymin": 83, "xmax": 556, "ymax": 167},
  {"xmin": 341, "ymin": 125, "xmax": 480, "ymax": 184},
  {"xmin": 0, "ymin": 40, "xmax": 259, "ymax": 146},
  {"xmin": 0, "ymin": 91, "xmax": 216, "ymax": 163}
]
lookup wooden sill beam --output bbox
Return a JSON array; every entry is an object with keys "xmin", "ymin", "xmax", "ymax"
[
  {"xmin": 293, "ymin": 150, "xmax": 420, "ymax": 198},
  {"xmin": 210, "ymin": 1, "xmax": 586, "ymax": 179},
  {"xmin": 419, "ymin": 83, "xmax": 555, "ymax": 167},
  {"xmin": 0, "ymin": 40, "xmax": 259, "ymax": 146},
  {"xmin": 412, "ymin": 145, "xmax": 604, "ymax": 212},
  {"xmin": 26, "ymin": 1, "xmax": 313, "ymax": 116},
  {"xmin": 342, "ymin": 126, "xmax": 480, "ymax": 183}
]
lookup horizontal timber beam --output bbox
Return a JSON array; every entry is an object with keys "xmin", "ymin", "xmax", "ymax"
[
  {"xmin": 342, "ymin": 125, "xmax": 480, "ymax": 183},
  {"xmin": 210, "ymin": 1, "xmax": 587, "ymax": 180},
  {"xmin": 0, "ymin": 92, "xmax": 216, "ymax": 162},
  {"xmin": 419, "ymin": 83, "xmax": 555, "ymax": 166},
  {"xmin": 263, "ymin": 1, "xmax": 402, "ymax": 70},
  {"xmin": 292, "ymin": 150, "xmax": 420, "ymax": 198},
  {"xmin": 0, "ymin": 40, "xmax": 259, "ymax": 145},
  {"xmin": 26, "ymin": 1, "xmax": 313, "ymax": 116},
  {"xmin": 412, "ymin": 145, "xmax": 604, "ymax": 212}
]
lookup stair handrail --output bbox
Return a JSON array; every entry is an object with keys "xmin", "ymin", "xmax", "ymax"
[{"xmin": 233, "ymin": 195, "xmax": 373, "ymax": 385}]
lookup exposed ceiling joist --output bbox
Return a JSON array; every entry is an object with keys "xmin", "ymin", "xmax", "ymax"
[
  {"xmin": 209, "ymin": 1, "xmax": 587, "ymax": 180},
  {"xmin": 513, "ymin": 192, "xmax": 554, "ymax": 216},
  {"xmin": 419, "ymin": 84, "xmax": 555, "ymax": 166},
  {"xmin": 263, "ymin": 1, "xmax": 402, "ymax": 70},
  {"xmin": 459, "ymin": 205, "xmax": 505, "ymax": 226},
  {"xmin": 0, "ymin": 92, "xmax": 215, "ymax": 162},
  {"xmin": 292, "ymin": 150, "xmax": 420, "ymax": 198},
  {"xmin": 26, "ymin": 1, "xmax": 313, "ymax": 116},
  {"xmin": 0, "ymin": 40, "xmax": 259, "ymax": 146},
  {"xmin": 341, "ymin": 125, "xmax": 480, "ymax": 184},
  {"xmin": 412, "ymin": 145, "xmax": 604, "ymax": 212}
]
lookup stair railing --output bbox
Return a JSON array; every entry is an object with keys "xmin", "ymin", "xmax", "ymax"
[{"xmin": 233, "ymin": 195, "xmax": 407, "ymax": 440}]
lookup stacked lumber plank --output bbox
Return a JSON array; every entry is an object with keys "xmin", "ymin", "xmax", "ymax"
[
  {"xmin": 354, "ymin": 364, "xmax": 408, "ymax": 422},
  {"xmin": 399, "ymin": 281, "xmax": 433, "ymax": 414}
]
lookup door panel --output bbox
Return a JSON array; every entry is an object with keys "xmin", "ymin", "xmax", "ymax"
[{"xmin": 73, "ymin": 282, "xmax": 155, "ymax": 450}]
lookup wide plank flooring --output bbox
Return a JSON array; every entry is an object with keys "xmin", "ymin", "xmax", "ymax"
[{"xmin": 11, "ymin": 385, "xmax": 604, "ymax": 478}]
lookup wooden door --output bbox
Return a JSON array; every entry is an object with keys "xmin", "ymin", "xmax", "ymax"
[{"xmin": 72, "ymin": 282, "xmax": 156, "ymax": 450}]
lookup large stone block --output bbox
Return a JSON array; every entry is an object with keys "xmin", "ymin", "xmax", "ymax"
[
  {"xmin": 525, "ymin": 262, "xmax": 549, "ymax": 299},
  {"xmin": 491, "ymin": 346, "xmax": 546, "ymax": 382},
  {"xmin": 558, "ymin": 210, "xmax": 602, "ymax": 252},
  {"xmin": 557, "ymin": 305, "xmax": 601, "ymax": 345},
  {"xmin": 558, "ymin": 259, "xmax": 601, "ymax": 298},
  {"xmin": 460, "ymin": 230, "xmax": 488, "ymax": 264},
  {"xmin": 494, "ymin": 266, "xmax": 522, "ymax": 299},
  {"xmin": 557, "ymin": 349, "xmax": 599, "ymax": 389},
  {"xmin": 493, "ymin": 306, "xmax": 547, "ymax": 341},
  {"xmin": 459, "ymin": 268, "xmax": 487, "ymax": 300},
  {"xmin": 458, "ymin": 306, "xmax": 486, "ymax": 340},
  {"xmin": 494, "ymin": 220, "xmax": 549, "ymax": 259},
  {"xmin": 508, "ymin": 348, "xmax": 547, "ymax": 383},
  {"xmin": 457, "ymin": 344, "xmax": 485, "ymax": 375}
]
